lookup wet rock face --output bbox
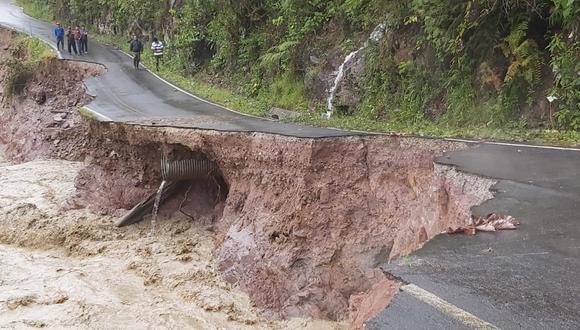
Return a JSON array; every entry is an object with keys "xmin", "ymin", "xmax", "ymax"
[
  {"xmin": 305, "ymin": 48, "xmax": 367, "ymax": 113},
  {"xmin": 71, "ymin": 125, "xmax": 493, "ymax": 321},
  {"xmin": 333, "ymin": 55, "xmax": 365, "ymax": 112}
]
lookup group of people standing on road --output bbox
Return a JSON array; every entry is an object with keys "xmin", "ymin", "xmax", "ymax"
[
  {"xmin": 130, "ymin": 35, "xmax": 164, "ymax": 71},
  {"xmin": 54, "ymin": 21, "xmax": 165, "ymax": 71},
  {"xmin": 54, "ymin": 22, "xmax": 88, "ymax": 56}
]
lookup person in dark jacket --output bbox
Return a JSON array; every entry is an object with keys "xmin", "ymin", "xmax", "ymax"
[
  {"xmin": 54, "ymin": 22, "xmax": 65, "ymax": 51},
  {"xmin": 80, "ymin": 26, "xmax": 88, "ymax": 54},
  {"xmin": 66, "ymin": 26, "xmax": 77, "ymax": 55},
  {"xmin": 129, "ymin": 35, "xmax": 143, "ymax": 69}
]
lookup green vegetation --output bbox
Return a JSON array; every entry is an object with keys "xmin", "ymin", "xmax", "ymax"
[
  {"xmin": 15, "ymin": 0, "xmax": 580, "ymax": 145},
  {"xmin": 3, "ymin": 34, "xmax": 54, "ymax": 98},
  {"xmin": 15, "ymin": 0, "xmax": 54, "ymax": 22},
  {"xmin": 91, "ymin": 33, "xmax": 270, "ymax": 117},
  {"xmin": 17, "ymin": 35, "xmax": 55, "ymax": 60}
]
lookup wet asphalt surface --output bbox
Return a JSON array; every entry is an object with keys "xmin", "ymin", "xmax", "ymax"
[
  {"xmin": 2, "ymin": 1, "xmax": 580, "ymax": 329},
  {"xmin": 0, "ymin": 0, "xmax": 355, "ymax": 138},
  {"xmin": 373, "ymin": 145, "xmax": 580, "ymax": 329}
]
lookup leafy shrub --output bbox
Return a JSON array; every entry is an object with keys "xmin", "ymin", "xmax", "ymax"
[
  {"xmin": 550, "ymin": 35, "xmax": 580, "ymax": 130},
  {"xmin": 15, "ymin": 0, "xmax": 580, "ymax": 132}
]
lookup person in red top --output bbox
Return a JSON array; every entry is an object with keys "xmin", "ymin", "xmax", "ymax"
[
  {"xmin": 74, "ymin": 26, "xmax": 83, "ymax": 55},
  {"xmin": 66, "ymin": 26, "xmax": 77, "ymax": 55}
]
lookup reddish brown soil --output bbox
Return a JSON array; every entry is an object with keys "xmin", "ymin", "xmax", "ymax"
[
  {"xmin": 67, "ymin": 124, "xmax": 493, "ymax": 323},
  {"xmin": 0, "ymin": 28, "xmax": 495, "ymax": 327},
  {"xmin": 348, "ymin": 270, "xmax": 400, "ymax": 330},
  {"xmin": 0, "ymin": 28, "xmax": 103, "ymax": 162}
]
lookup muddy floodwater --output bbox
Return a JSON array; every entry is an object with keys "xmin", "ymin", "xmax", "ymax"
[
  {"xmin": 0, "ymin": 150, "xmax": 345, "ymax": 329},
  {"xmin": 0, "ymin": 26, "xmax": 494, "ymax": 326}
]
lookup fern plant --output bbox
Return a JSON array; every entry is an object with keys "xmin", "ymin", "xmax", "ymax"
[
  {"xmin": 258, "ymin": 40, "xmax": 300, "ymax": 73},
  {"xmin": 499, "ymin": 19, "xmax": 543, "ymax": 101}
]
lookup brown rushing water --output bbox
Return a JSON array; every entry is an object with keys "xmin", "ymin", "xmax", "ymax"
[{"xmin": 0, "ymin": 150, "xmax": 345, "ymax": 330}]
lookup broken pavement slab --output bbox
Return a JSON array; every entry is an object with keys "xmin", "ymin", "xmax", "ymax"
[
  {"xmin": 374, "ymin": 144, "xmax": 580, "ymax": 329},
  {"xmin": 447, "ymin": 213, "xmax": 520, "ymax": 236}
]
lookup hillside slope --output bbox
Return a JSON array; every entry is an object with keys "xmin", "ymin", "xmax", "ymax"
[{"xmin": 19, "ymin": 0, "xmax": 580, "ymax": 142}]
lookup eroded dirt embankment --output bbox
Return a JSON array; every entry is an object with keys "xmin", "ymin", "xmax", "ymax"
[
  {"xmin": 69, "ymin": 124, "xmax": 493, "ymax": 322},
  {"xmin": 0, "ymin": 151, "xmax": 342, "ymax": 329},
  {"xmin": 0, "ymin": 29, "xmax": 103, "ymax": 162},
  {"xmin": 0, "ymin": 27, "xmax": 494, "ymax": 327}
]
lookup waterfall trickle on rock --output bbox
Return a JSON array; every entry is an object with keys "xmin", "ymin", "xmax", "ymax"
[{"xmin": 325, "ymin": 23, "xmax": 386, "ymax": 119}]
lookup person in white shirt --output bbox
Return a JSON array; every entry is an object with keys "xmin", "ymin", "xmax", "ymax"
[{"xmin": 151, "ymin": 38, "xmax": 164, "ymax": 71}]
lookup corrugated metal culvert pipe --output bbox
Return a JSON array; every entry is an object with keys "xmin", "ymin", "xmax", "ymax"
[
  {"xmin": 161, "ymin": 156, "xmax": 220, "ymax": 181},
  {"xmin": 117, "ymin": 156, "xmax": 222, "ymax": 227}
]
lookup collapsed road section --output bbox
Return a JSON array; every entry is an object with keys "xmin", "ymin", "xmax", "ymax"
[{"xmin": 0, "ymin": 27, "xmax": 495, "ymax": 328}]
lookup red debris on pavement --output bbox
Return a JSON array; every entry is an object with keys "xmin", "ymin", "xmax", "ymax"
[{"xmin": 447, "ymin": 213, "xmax": 520, "ymax": 236}]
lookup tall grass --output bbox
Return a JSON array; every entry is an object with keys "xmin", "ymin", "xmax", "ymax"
[
  {"xmin": 15, "ymin": 0, "xmax": 54, "ymax": 22},
  {"xmin": 3, "ymin": 35, "xmax": 55, "ymax": 98}
]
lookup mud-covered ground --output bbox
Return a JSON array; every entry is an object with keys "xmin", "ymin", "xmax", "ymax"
[
  {"xmin": 0, "ymin": 150, "xmax": 345, "ymax": 329},
  {"xmin": 0, "ymin": 27, "xmax": 497, "ymax": 329}
]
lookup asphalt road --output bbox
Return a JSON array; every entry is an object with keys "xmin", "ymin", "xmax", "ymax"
[
  {"xmin": 2, "ymin": 1, "xmax": 580, "ymax": 329},
  {"xmin": 373, "ymin": 144, "xmax": 580, "ymax": 329},
  {"xmin": 0, "ymin": 0, "xmax": 355, "ymax": 138}
]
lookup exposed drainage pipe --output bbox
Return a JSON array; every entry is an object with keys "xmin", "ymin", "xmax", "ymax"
[
  {"xmin": 116, "ymin": 181, "xmax": 179, "ymax": 227},
  {"xmin": 117, "ymin": 157, "xmax": 220, "ymax": 227},
  {"xmin": 161, "ymin": 157, "xmax": 219, "ymax": 181}
]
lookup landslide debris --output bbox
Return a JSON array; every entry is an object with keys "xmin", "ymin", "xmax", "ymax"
[
  {"xmin": 0, "ymin": 27, "xmax": 496, "ymax": 328},
  {"xmin": 0, "ymin": 152, "xmax": 343, "ymax": 330},
  {"xmin": 447, "ymin": 213, "xmax": 521, "ymax": 236},
  {"xmin": 0, "ymin": 28, "xmax": 104, "ymax": 162},
  {"xmin": 71, "ymin": 124, "xmax": 493, "ymax": 323}
]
